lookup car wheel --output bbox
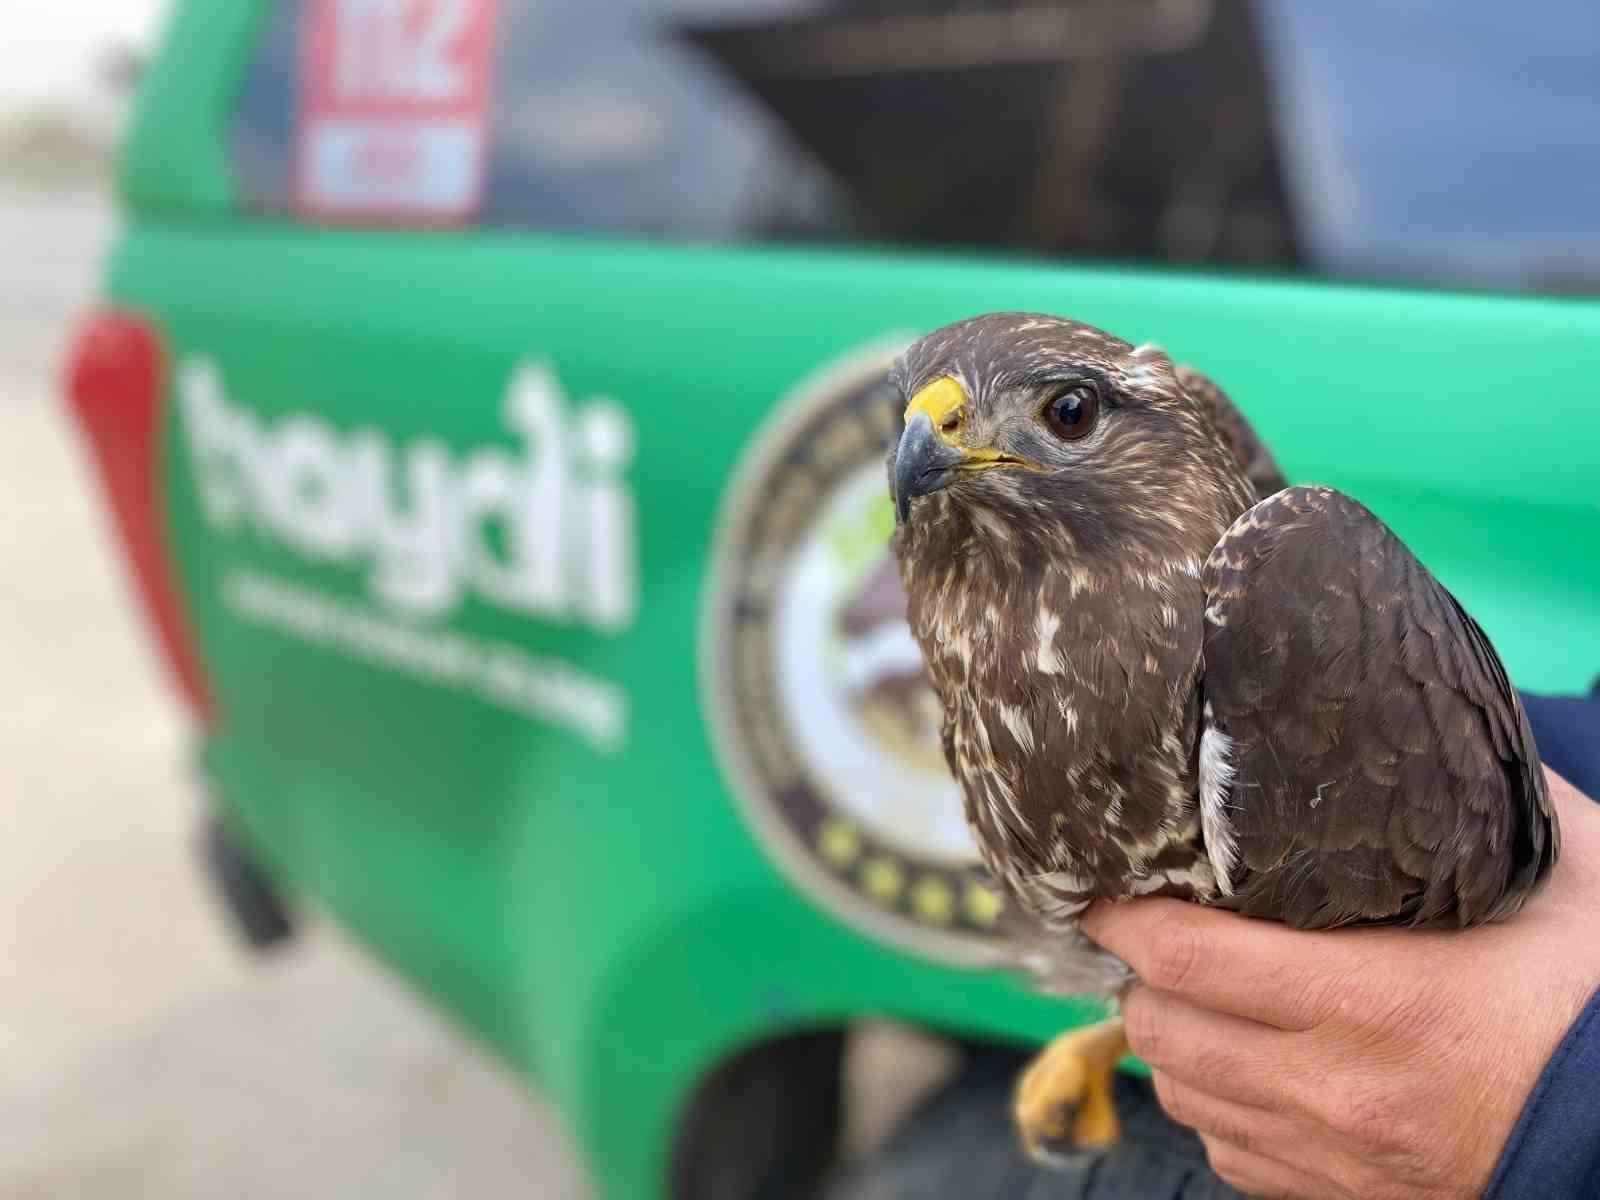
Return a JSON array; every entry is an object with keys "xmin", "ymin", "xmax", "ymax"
[
  {"xmin": 670, "ymin": 1029, "xmax": 846, "ymax": 1200},
  {"xmin": 199, "ymin": 812, "xmax": 296, "ymax": 951},
  {"xmin": 827, "ymin": 1043, "xmax": 1244, "ymax": 1200}
]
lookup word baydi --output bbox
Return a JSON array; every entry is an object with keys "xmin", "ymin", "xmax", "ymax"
[{"xmin": 178, "ymin": 357, "xmax": 637, "ymax": 631}]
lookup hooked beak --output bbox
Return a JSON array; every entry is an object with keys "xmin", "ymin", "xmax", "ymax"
[
  {"xmin": 893, "ymin": 410, "xmax": 967, "ymax": 523},
  {"xmin": 892, "ymin": 375, "xmax": 1036, "ymax": 523}
]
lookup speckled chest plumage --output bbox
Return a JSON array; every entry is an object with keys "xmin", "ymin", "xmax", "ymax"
[{"xmin": 897, "ymin": 497, "xmax": 1226, "ymax": 931}]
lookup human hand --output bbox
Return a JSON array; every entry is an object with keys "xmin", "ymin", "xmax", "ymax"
[{"xmin": 1081, "ymin": 769, "xmax": 1600, "ymax": 1200}]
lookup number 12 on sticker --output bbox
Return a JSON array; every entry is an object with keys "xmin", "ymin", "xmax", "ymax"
[{"xmin": 296, "ymin": 0, "xmax": 497, "ymax": 223}]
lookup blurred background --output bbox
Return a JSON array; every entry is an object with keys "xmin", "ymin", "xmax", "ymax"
[
  {"xmin": 5, "ymin": 2, "xmax": 592, "ymax": 1197},
  {"xmin": 6, "ymin": 1, "xmax": 1600, "ymax": 1198}
]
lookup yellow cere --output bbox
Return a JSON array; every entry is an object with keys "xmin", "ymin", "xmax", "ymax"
[
  {"xmin": 904, "ymin": 375, "xmax": 1004, "ymax": 463},
  {"xmin": 905, "ymin": 376, "xmax": 967, "ymax": 431}
]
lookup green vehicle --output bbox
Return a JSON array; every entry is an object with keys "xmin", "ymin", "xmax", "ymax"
[{"xmin": 66, "ymin": 2, "xmax": 1600, "ymax": 1197}]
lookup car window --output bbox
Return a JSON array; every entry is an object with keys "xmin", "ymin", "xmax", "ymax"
[
  {"xmin": 233, "ymin": 0, "xmax": 859, "ymax": 240},
  {"xmin": 232, "ymin": 0, "xmax": 1600, "ymax": 291},
  {"xmin": 231, "ymin": 0, "xmax": 1291, "ymax": 257}
]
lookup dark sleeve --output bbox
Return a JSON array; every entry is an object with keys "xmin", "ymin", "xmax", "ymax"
[
  {"xmin": 1518, "ymin": 689, "xmax": 1600, "ymax": 800},
  {"xmin": 1484, "ymin": 986, "xmax": 1600, "ymax": 1200},
  {"xmin": 1485, "ymin": 694, "xmax": 1600, "ymax": 1198}
]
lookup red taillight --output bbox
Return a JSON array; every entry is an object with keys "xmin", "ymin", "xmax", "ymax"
[{"xmin": 65, "ymin": 309, "xmax": 217, "ymax": 726}]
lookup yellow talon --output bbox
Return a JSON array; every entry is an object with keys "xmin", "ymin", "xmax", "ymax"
[{"xmin": 1014, "ymin": 1015, "xmax": 1128, "ymax": 1167}]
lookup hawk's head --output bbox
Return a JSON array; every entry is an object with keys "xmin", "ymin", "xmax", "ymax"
[{"xmin": 889, "ymin": 312, "xmax": 1245, "ymax": 564}]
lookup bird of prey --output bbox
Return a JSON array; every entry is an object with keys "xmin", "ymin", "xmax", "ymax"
[{"xmin": 887, "ymin": 312, "xmax": 1557, "ymax": 1163}]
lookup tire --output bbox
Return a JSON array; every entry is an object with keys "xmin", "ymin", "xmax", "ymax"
[
  {"xmin": 827, "ymin": 1044, "xmax": 1244, "ymax": 1200},
  {"xmin": 199, "ymin": 812, "xmax": 296, "ymax": 952},
  {"xmin": 670, "ymin": 1030, "xmax": 846, "ymax": 1200}
]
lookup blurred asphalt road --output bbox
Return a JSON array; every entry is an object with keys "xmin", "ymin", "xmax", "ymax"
[{"xmin": 0, "ymin": 186, "xmax": 591, "ymax": 1199}]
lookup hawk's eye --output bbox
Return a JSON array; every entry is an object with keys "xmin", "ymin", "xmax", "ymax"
[{"xmin": 1044, "ymin": 384, "xmax": 1099, "ymax": 440}]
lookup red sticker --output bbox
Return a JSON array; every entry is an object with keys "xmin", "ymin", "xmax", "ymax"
[{"xmin": 295, "ymin": 0, "xmax": 497, "ymax": 225}]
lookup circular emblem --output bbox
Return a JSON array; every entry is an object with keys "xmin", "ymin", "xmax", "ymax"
[{"xmin": 702, "ymin": 338, "xmax": 1025, "ymax": 966}]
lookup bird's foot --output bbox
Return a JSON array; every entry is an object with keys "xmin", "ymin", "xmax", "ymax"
[{"xmin": 1014, "ymin": 1015, "xmax": 1127, "ymax": 1168}]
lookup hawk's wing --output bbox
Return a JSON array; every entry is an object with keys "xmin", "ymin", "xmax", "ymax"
[
  {"xmin": 1201, "ymin": 486, "xmax": 1556, "ymax": 929},
  {"xmin": 1177, "ymin": 364, "xmax": 1288, "ymax": 500}
]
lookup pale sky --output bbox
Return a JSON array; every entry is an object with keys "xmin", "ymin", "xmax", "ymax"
[{"xmin": 4, "ymin": 0, "xmax": 169, "ymax": 111}]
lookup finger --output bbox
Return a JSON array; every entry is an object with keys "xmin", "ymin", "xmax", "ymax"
[
  {"xmin": 1151, "ymin": 1070, "xmax": 1301, "ymax": 1158},
  {"xmin": 1201, "ymin": 1135, "xmax": 1334, "ymax": 1200},
  {"xmin": 1192, "ymin": 1105, "xmax": 1372, "ymax": 1200},
  {"xmin": 1125, "ymin": 987, "xmax": 1299, "ymax": 1110},
  {"xmin": 1082, "ymin": 898, "xmax": 1362, "ymax": 1029}
]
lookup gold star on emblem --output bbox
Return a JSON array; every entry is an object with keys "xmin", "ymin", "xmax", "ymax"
[
  {"xmin": 911, "ymin": 875, "xmax": 955, "ymax": 925},
  {"xmin": 861, "ymin": 856, "xmax": 905, "ymax": 903},
  {"xmin": 963, "ymin": 881, "xmax": 1004, "ymax": 927},
  {"xmin": 817, "ymin": 817, "xmax": 861, "ymax": 869}
]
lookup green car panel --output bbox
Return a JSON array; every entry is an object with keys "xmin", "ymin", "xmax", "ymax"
[{"xmin": 85, "ymin": 3, "xmax": 1600, "ymax": 1198}]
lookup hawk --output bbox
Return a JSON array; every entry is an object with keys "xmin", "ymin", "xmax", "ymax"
[{"xmin": 887, "ymin": 312, "xmax": 1557, "ymax": 1163}]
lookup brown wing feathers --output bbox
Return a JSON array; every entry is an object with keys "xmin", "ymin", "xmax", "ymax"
[{"xmin": 1201, "ymin": 486, "xmax": 1555, "ymax": 929}]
